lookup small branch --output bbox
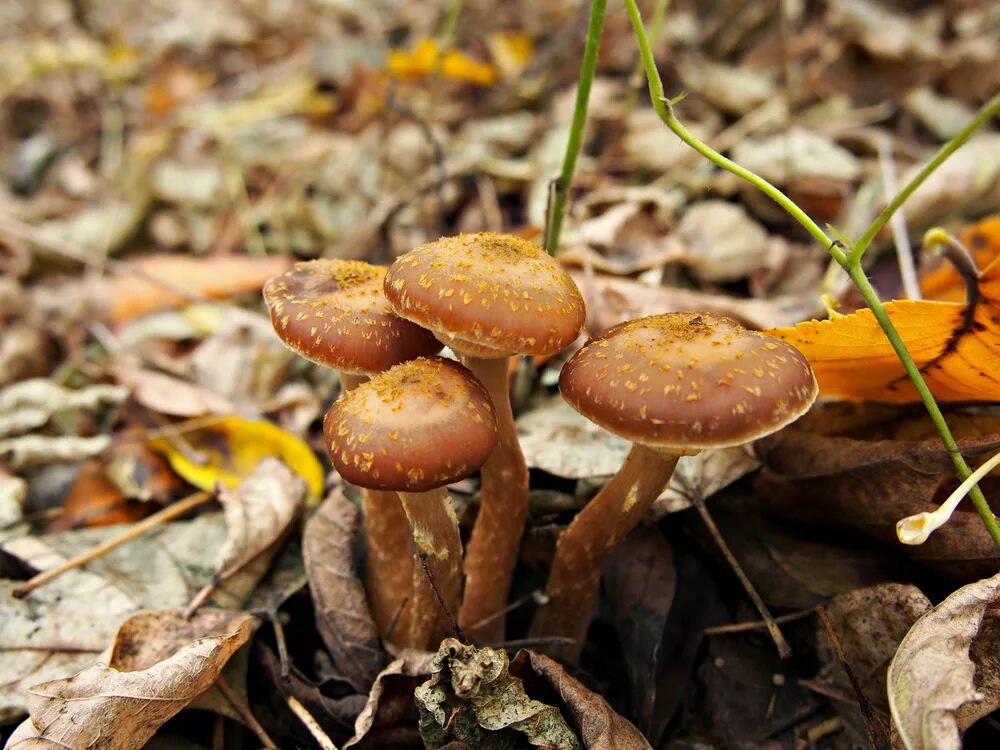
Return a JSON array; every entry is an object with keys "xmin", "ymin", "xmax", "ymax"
[
  {"xmin": 287, "ymin": 695, "xmax": 338, "ymax": 750},
  {"xmin": 419, "ymin": 551, "xmax": 464, "ymax": 643},
  {"xmin": 850, "ymin": 91, "xmax": 1000, "ymax": 264},
  {"xmin": 877, "ymin": 134, "xmax": 920, "ymax": 300},
  {"xmin": 703, "ymin": 607, "xmax": 816, "ymax": 636},
  {"xmin": 13, "ymin": 491, "xmax": 213, "ymax": 598},
  {"xmin": 543, "ymin": 0, "xmax": 607, "ymax": 255},
  {"xmin": 692, "ymin": 497, "xmax": 791, "ymax": 659},
  {"xmin": 216, "ymin": 675, "xmax": 277, "ymax": 749}
]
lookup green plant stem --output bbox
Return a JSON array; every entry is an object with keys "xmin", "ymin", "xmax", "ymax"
[
  {"xmin": 850, "ymin": 92, "xmax": 1000, "ymax": 265},
  {"xmin": 623, "ymin": 0, "xmax": 1000, "ymax": 549},
  {"xmin": 543, "ymin": 0, "xmax": 607, "ymax": 255}
]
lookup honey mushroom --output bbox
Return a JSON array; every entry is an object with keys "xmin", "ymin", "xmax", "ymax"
[
  {"xmin": 385, "ymin": 232, "xmax": 586, "ymax": 641},
  {"xmin": 324, "ymin": 357, "xmax": 498, "ymax": 649},
  {"xmin": 530, "ymin": 312, "xmax": 818, "ymax": 662},
  {"xmin": 263, "ymin": 259, "xmax": 441, "ymax": 640}
]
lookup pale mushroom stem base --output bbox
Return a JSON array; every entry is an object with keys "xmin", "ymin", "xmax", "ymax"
[
  {"xmin": 398, "ymin": 488, "xmax": 465, "ymax": 649},
  {"xmin": 341, "ymin": 372, "xmax": 414, "ymax": 641},
  {"xmin": 530, "ymin": 442, "xmax": 679, "ymax": 662},
  {"xmin": 456, "ymin": 355, "xmax": 530, "ymax": 643}
]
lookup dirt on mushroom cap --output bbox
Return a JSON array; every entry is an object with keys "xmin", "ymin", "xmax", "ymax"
[
  {"xmin": 324, "ymin": 356, "xmax": 498, "ymax": 492},
  {"xmin": 263, "ymin": 259, "xmax": 441, "ymax": 373},
  {"xmin": 560, "ymin": 312, "xmax": 818, "ymax": 451},
  {"xmin": 384, "ymin": 233, "xmax": 586, "ymax": 358}
]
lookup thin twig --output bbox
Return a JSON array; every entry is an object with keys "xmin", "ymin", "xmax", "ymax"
[
  {"xmin": 877, "ymin": 134, "xmax": 920, "ymax": 300},
  {"xmin": 703, "ymin": 607, "xmax": 816, "ymax": 636},
  {"xmin": 692, "ymin": 497, "xmax": 791, "ymax": 659},
  {"xmin": 13, "ymin": 491, "xmax": 213, "ymax": 598},
  {"xmin": 216, "ymin": 675, "xmax": 277, "ymax": 749},
  {"xmin": 467, "ymin": 588, "xmax": 544, "ymax": 633},
  {"xmin": 287, "ymin": 695, "xmax": 338, "ymax": 750},
  {"xmin": 419, "ymin": 551, "xmax": 464, "ymax": 642}
]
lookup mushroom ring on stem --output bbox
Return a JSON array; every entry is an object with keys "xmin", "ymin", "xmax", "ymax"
[
  {"xmin": 530, "ymin": 312, "xmax": 818, "ymax": 662},
  {"xmin": 324, "ymin": 356, "xmax": 498, "ymax": 650},
  {"xmin": 264, "ymin": 259, "xmax": 441, "ymax": 642},
  {"xmin": 385, "ymin": 232, "xmax": 585, "ymax": 641}
]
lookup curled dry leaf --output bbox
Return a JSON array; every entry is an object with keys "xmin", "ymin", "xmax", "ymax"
[
  {"xmin": 0, "ymin": 379, "xmax": 128, "ymax": 438},
  {"xmin": 0, "ymin": 435, "xmax": 111, "ymax": 471},
  {"xmin": 207, "ymin": 457, "xmax": 307, "ymax": 610},
  {"xmin": 5, "ymin": 611, "xmax": 252, "ymax": 750},
  {"xmin": 415, "ymin": 638, "xmax": 582, "ymax": 750},
  {"xmin": 346, "ymin": 652, "xmax": 437, "ymax": 750},
  {"xmin": 303, "ymin": 489, "xmax": 386, "ymax": 691},
  {"xmin": 888, "ymin": 572, "xmax": 1000, "ymax": 750}
]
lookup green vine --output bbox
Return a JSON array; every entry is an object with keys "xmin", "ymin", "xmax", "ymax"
[{"xmin": 620, "ymin": 0, "xmax": 1000, "ymax": 548}]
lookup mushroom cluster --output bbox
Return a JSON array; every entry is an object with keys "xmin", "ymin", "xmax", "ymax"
[{"xmin": 264, "ymin": 236, "xmax": 818, "ymax": 660}]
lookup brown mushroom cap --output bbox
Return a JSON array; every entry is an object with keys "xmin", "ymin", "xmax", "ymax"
[
  {"xmin": 324, "ymin": 357, "xmax": 498, "ymax": 492},
  {"xmin": 384, "ymin": 233, "xmax": 586, "ymax": 358},
  {"xmin": 559, "ymin": 312, "xmax": 818, "ymax": 452},
  {"xmin": 263, "ymin": 259, "xmax": 441, "ymax": 374}
]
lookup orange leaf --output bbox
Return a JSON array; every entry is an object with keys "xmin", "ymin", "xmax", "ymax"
[
  {"xmin": 768, "ymin": 255, "xmax": 1000, "ymax": 403},
  {"xmin": 386, "ymin": 39, "xmax": 497, "ymax": 86},
  {"xmin": 921, "ymin": 215, "xmax": 1000, "ymax": 301},
  {"xmin": 106, "ymin": 254, "xmax": 291, "ymax": 323}
]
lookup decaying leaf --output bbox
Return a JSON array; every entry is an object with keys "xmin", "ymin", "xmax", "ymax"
[
  {"xmin": 113, "ymin": 362, "xmax": 236, "ymax": 417},
  {"xmin": 770, "ymin": 251, "xmax": 1000, "ymax": 402},
  {"xmin": 5, "ymin": 611, "xmax": 252, "ymax": 749},
  {"xmin": 414, "ymin": 638, "xmax": 583, "ymax": 750},
  {"xmin": 148, "ymin": 416, "xmax": 324, "ymax": 503},
  {"xmin": 675, "ymin": 200, "xmax": 769, "ymax": 282},
  {"xmin": 0, "ymin": 515, "xmax": 226, "ymax": 720},
  {"xmin": 888, "ymin": 572, "xmax": 1000, "ymax": 750},
  {"xmin": 0, "ymin": 468, "xmax": 28, "ymax": 544},
  {"xmin": 0, "ymin": 434, "xmax": 112, "ymax": 470},
  {"xmin": 303, "ymin": 489, "xmax": 386, "ymax": 691},
  {"xmin": 207, "ymin": 458, "xmax": 307, "ymax": 610},
  {"xmin": 755, "ymin": 429, "xmax": 1000, "ymax": 574},
  {"xmin": 0, "ymin": 379, "xmax": 128, "ymax": 438},
  {"xmin": 346, "ymin": 651, "xmax": 437, "ymax": 750}
]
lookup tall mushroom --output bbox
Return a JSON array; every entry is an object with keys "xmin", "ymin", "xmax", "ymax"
[
  {"xmin": 263, "ymin": 259, "xmax": 441, "ymax": 640},
  {"xmin": 530, "ymin": 312, "xmax": 818, "ymax": 661},
  {"xmin": 324, "ymin": 357, "xmax": 498, "ymax": 649},
  {"xmin": 385, "ymin": 232, "xmax": 586, "ymax": 641}
]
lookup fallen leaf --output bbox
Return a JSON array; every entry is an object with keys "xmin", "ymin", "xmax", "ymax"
[
  {"xmin": 485, "ymin": 32, "xmax": 533, "ymax": 79},
  {"xmin": 603, "ymin": 527, "xmax": 676, "ymax": 737},
  {"xmin": 387, "ymin": 40, "xmax": 497, "ymax": 86},
  {"xmin": 0, "ymin": 468, "xmax": 27, "ymax": 544},
  {"xmin": 768, "ymin": 251, "xmax": 1000, "ymax": 402},
  {"xmin": 6, "ymin": 610, "xmax": 252, "ymax": 749},
  {"xmin": 104, "ymin": 254, "xmax": 292, "ymax": 323},
  {"xmin": 755, "ymin": 429, "xmax": 1000, "ymax": 574},
  {"xmin": 677, "ymin": 58, "xmax": 776, "ymax": 117},
  {"xmin": 0, "ymin": 434, "xmax": 111, "ymax": 470},
  {"xmin": 730, "ymin": 128, "xmax": 861, "ymax": 185},
  {"xmin": 414, "ymin": 638, "xmax": 583, "ymax": 750},
  {"xmin": 114, "ymin": 363, "xmax": 237, "ymax": 417},
  {"xmin": 675, "ymin": 200, "xmax": 770, "ymax": 282},
  {"xmin": 814, "ymin": 584, "xmax": 931, "ymax": 745},
  {"xmin": 346, "ymin": 652, "xmax": 436, "ymax": 749},
  {"xmin": 888, "ymin": 571, "xmax": 1000, "ymax": 750},
  {"xmin": 303, "ymin": 489, "xmax": 386, "ymax": 692},
  {"xmin": 148, "ymin": 415, "xmax": 324, "ymax": 503},
  {"xmin": 206, "ymin": 458, "xmax": 307, "ymax": 611},
  {"xmin": 0, "ymin": 379, "xmax": 128, "ymax": 438},
  {"xmin": 0, "ymin": 515, "xmax": 225, "ymax": 720}
]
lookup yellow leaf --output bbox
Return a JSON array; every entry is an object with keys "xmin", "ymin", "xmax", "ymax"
[
  {"xmin": 768, "ymin": 254, "xmax": 1000, "ymax": 403},
  {"xmin": 148, "ymin": 416, "xmax": 324, "ymax": 504},
  {"xmin": 386, "ymin": 39, "xmax": 497, "ymax": 86},
  {"xmin": 486, "ymin": 32, "xmax": 533, "ymax": 79}
]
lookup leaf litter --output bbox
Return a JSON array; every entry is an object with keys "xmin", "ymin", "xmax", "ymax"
[{"xmin": 3, "ymin": 0, "xmax": 1000, "ymax": 746}]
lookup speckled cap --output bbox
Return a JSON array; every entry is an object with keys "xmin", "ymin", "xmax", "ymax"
[
  {"xmin": 559, "ymin": 312, "xmax": 818, "ymax": 452},
  {"xmin": 384, "ymin": 233, "xmax": 586, "ymax": 359},
  {"xmin": 263, "ymin": 259, "xmax": 441, "ymax": 374},
  {"xmin": 324, "ymin": 357, "xmax": 498, "ymax": 492}
]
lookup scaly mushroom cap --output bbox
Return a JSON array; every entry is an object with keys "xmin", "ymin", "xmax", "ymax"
[
  {"xmin": 263, "ymin": 259, "xmax": 441, "ymax": 374},
  {"xmin": 559, "ymin": 312, "xmax": 818, "ymax": 452},
  {"xmin": 324, "ymin": 357, "xmax": 498, "ymax": 492},
  {"xmin": 384, "ymin": 233, "xmax": 586, "ymax": 359}
]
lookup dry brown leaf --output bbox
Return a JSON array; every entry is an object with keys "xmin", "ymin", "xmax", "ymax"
[
  {"xmin": 207, "ymin": 457, "xmax": 307, "ymax": 610},
  {"xmin": 346, "ymin": 652, "xmax": 437, "ymax": 749},
  {"xmin": 888, "ymin": 572, "xmax": 1000, "ymax": 750},
  {"xmin": 113, "ymin": 363, "xmax": 236, "ymax": 417},
  {"xmin": 303, "ymin": 489, "xmax": 386, "ymax": 691},
  {"xmin": 5, "ymin": 611, "xmax": 252, "ymax": 749}
]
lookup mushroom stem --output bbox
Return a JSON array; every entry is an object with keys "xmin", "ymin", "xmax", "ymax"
[
  {"xmin": 340, "ymin": 372, "xmax": 413, "ymax": 640},
  {"xmin": 530, "ymin": 442, "xmax": 679, "ymax": 662},
  {"xmin": 398, "ymin": 489, "xmax": 464, "ymax": 649},
  {"xmin": 456, "ymin": 355, "xmax": 530, "ymax": 642}
]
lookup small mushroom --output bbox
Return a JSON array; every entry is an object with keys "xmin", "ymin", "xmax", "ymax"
[
  {"xmin": 530, "ymin": 312, "xmax": 818, "ymax": 661},
  {"xmin": 324, "ymin": 357, "xmax": 498, "ymax": 649},
  {"xmin": 385, "ymin": 232, "xmax": 586, "ymax": 641},
  {"xmin": 264, "ymin": 259, "xmax": 441, "ymax": 639}
]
